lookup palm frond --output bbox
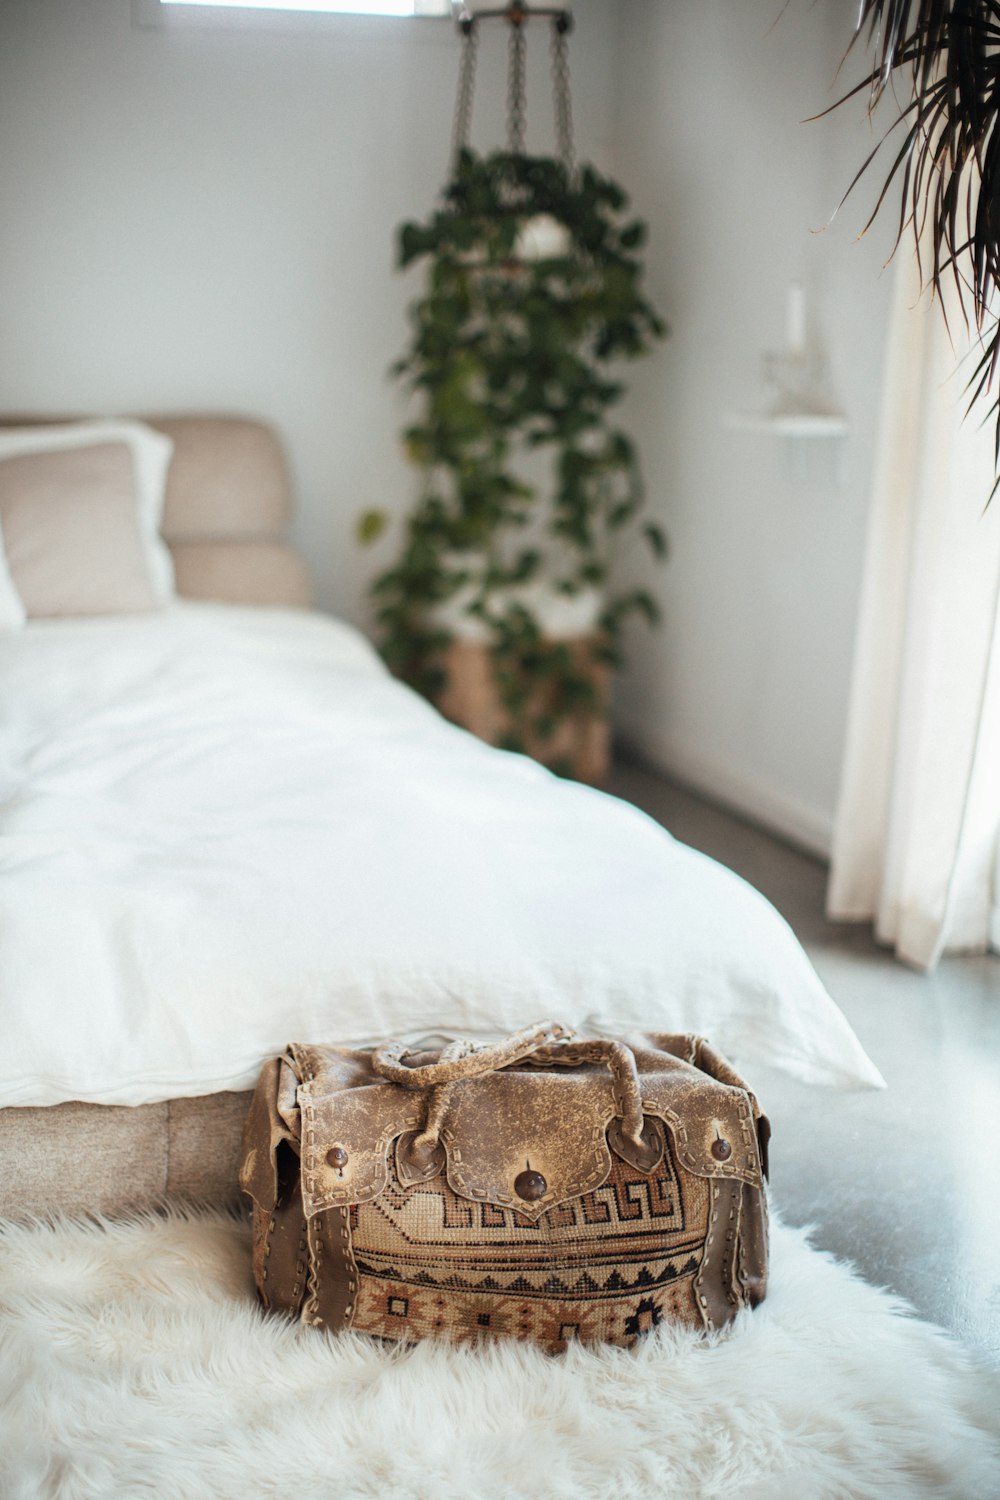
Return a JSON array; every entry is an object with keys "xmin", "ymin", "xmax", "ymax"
[{"xmin": 840, "ymin": 2, "xmax": 1000, "ymax": 462}]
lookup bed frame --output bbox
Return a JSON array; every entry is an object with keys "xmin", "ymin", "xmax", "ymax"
[{"xmin": 1, "ymin": 415, "xmax": 311, "ymax": 1217}]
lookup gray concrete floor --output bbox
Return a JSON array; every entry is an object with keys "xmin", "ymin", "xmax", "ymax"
[{"xmin": 609, "ymin": 759, "xmax": 1000, "ymax": 1367}]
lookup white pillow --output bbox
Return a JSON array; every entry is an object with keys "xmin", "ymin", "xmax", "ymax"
[{"xmin": 0, "ymin": 420, "xmax": 175, "ymax": 615}]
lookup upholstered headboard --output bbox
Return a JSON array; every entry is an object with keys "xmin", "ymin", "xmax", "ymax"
[{"xmin": 0, "ymin": 414, "xmax": 313, "ymax": 609}]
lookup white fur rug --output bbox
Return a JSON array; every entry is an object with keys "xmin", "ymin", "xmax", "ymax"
[{"xmin": 1, "ymin": 1209, "xmax": 998, "ymax": 1500}]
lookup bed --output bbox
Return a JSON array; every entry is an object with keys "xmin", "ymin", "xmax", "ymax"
[{"xmin": 0, "ymin": 415, "xmax": 883, "ymax": 1218}]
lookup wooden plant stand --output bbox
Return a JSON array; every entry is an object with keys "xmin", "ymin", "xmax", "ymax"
[{"xmin": 436, "ymin": 637, "xmax": 610, "ymax": 786}]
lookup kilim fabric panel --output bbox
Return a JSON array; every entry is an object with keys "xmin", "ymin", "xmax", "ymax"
[{"xmin": 347, "ymin": 1146, "xmax": 711, "ymax": 1349}]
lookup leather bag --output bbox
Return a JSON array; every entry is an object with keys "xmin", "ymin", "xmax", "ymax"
[{"xmin": 240, "ymin": 1021, "xmax": 770, "ymax": 1352}]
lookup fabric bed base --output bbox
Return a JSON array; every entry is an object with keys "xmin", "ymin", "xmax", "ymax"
[{"xmin": 0, "ymin": 1093, "xmax": 249, "ymax": 1219}]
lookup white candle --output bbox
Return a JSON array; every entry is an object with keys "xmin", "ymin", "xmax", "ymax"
[{"xmin": 787, "ymin": 281, "xmax": 806, "ymax": 356}]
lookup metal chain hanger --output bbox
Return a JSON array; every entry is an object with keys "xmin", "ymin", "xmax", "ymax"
[
  {"xmin": 451, "ymin": 4, "xmax": 575, "ymax": 172},
  {"xmin": 549, "ymin": 11, "xmax": 574, "ymax": 172},
  {"xmin": 451, "ymin": 12, "xmax": 479, "ymax": 166},
  {"xmin": 507, "ymin": 8, "xmax": 527, "ymax": 156}
]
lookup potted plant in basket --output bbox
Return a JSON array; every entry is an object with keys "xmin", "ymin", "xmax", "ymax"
[{"xmin": 359, "ymin": 148, "xmax": 666, "ymax": 783}]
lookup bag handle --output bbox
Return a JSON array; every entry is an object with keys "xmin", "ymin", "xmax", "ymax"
[
  {"xmin": 523, "ymin": 1039, "xmax": 648, "ymax": 1150},
  {"xmin": 371, "ymin": 1020, "xmax": 651, "ymax": 1162},
  {"xmin": 371, "ymin": 1019, "xmax": 572, "ymax": 1090}
]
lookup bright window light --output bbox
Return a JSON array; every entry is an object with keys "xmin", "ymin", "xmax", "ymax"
[{"xmin": 160, "ymin": 0, "xmax": 450, "ymax": 13}]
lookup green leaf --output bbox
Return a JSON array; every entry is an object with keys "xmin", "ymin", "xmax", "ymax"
[
  {"xmin": 626, "ymin": 589, "xmax": 661, "ymax": 625},
  {"xmin": 643, "ymin": 521, "xmax": 668, "ymax": 559},
  {"xmin": 399, "ymin": 222, "xmax": 433, "ymax": 268},
  {"xmin": 356, "ymin": 509, "xmax": 389, "ymax": 546}
]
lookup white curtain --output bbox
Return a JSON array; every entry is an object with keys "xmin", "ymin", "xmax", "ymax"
[{"xmin": 827, "ymin": 248, "xmax": 1000, "ymax": 969}]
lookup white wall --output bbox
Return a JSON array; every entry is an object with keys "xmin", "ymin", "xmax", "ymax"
[
  {"xmin": 0, "ymin": 0, "xmax": 619, "ymax": 623},
  {"xmin": 0, "ymin": 0, "xmax": 897, "ymax": 853},
  {"xmin": 612, "ymin": 0, "xmax": 896, "ymax": 853}
]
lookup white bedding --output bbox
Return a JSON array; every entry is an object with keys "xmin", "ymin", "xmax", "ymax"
[{"xmin": 0, "ymin": 604, "xmax": 883, "ymax": 1106}]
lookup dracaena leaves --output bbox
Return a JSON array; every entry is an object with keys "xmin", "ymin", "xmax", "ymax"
[{"xmin": 840, "ymin": 1, "xmax": 1000, "ymax": 466}]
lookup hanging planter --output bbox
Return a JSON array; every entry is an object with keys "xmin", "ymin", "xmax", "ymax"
[{"xmin": 360, "ymin": 6, "xmax": 666, "ymax": 783}]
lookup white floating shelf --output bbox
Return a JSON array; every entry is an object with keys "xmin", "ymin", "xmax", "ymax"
[{"xmin": 727, "ymin": 412, "xmax": 849, "ymax": 439}]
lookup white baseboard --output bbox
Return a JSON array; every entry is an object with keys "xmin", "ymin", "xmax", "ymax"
[{"xmin": 618, "ymin": 724, "xmax": 834, "ymax": 861}]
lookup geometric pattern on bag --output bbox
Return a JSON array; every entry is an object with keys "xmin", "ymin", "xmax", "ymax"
[{"xmin": 349, "ymin": 1144, "xmax": 712, "ymax": 1347}]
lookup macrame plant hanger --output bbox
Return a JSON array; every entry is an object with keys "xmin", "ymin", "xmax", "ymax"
[{"xmin": 450, "ymin": 3, "xmax": 576, "ymax": 174}]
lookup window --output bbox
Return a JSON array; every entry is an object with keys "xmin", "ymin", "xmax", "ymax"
[{"xmin": 151, "ymin": 0, "xmax": 452, "ymax": 15}]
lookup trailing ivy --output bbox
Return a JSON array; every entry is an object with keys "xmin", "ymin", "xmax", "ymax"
[{"xmin": 363, "ymin": 148, "xmax": 667, "ymax": 766}]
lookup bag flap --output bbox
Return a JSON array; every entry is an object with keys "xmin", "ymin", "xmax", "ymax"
[
  {"xmin": 292, "ymin": 1043, "xmax": 425, "ymax": 1217},
  {"xmin": 626, "ymin": 1034, "xmax": 765, "ymax": 1185},
  {"xmin": 277, "ymin": 1033, "xmax": 765, "ymax": 1223}
]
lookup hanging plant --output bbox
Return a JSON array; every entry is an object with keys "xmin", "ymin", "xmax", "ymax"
[{"xmin": 360, "ymin": 146, "xmax": 667, "ymax": 776}]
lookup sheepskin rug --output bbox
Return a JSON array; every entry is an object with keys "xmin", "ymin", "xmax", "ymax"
[{"xmin": 1, "ymin": 1207, "xmax": 998, "ymax": 1500}]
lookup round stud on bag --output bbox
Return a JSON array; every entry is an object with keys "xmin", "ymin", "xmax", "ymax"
[
  {"xmin": 326, "ymin": 1145, "xmax": 349, "ymax": 1169},
  {"xmin": 711, "ymin": 1138, "xmax": 732, "ymax": 1162},
  {"xmin": 514, "ymin": 1168, "xmax": 547, "ymax": 1202}
]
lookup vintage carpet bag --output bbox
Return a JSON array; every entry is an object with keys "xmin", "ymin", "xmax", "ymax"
[{"xmin": 240, "ymin": 1021, "xmax": 770, "ymax": 1352}]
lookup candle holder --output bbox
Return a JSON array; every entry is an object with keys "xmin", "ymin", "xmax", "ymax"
[
  {"xmin": 726, "ymin": 281, "xmax": 848, "ymax": 482},
  {"xmin": 761, "ymin": 347, "xmax": 840, "ymax": 422}
]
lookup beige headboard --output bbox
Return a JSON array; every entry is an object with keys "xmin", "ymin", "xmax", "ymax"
[{"xmin": 0, "ymin": 414, "xmax": 313, "ymax": 609}]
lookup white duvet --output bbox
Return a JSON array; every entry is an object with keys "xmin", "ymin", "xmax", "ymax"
[{"xmin": 0, "ymin": 604, "xmax": 883, "ymax": 1107}]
